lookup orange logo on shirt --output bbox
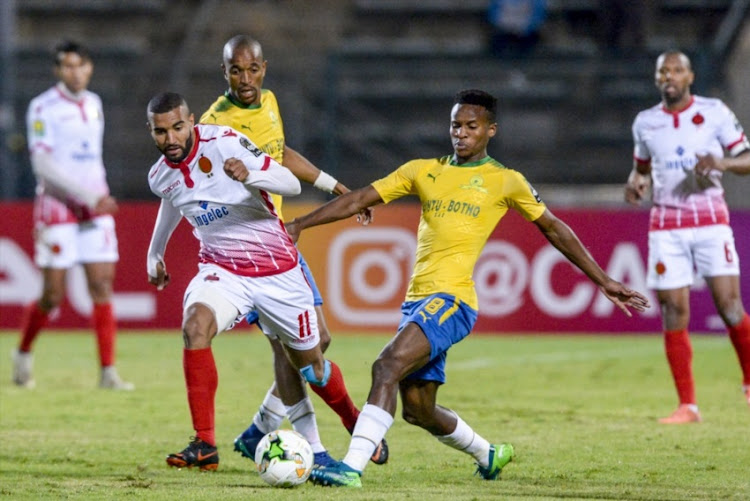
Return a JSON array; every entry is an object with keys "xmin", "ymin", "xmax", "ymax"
[
  {"xmin": 655, "ymin": 261, "xmax": 666, "ymax": 275},
  {"xmin": 198, "ymin": 156, "xmax": 213, "ymax": 174},
  {"xmin": 50, "ymin": 243, "xmax": 62, "ymax": 255}
]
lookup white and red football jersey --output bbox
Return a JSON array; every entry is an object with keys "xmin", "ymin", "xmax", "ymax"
[
  {"xmin": 632, "ymin": 95, "xmax": 749, "ymax": 231},
  {"xmin": 26, "ymin": 83, "xmax": 109, "ymax": 224},
  {"xmin": 148, "ymin": 124, "xmax": 298, "ymax": 277}
]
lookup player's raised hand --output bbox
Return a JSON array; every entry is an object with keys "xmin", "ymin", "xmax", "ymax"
[
  {"xmin": 94, "ymin": 195, "xmax": 119, "ymax": 215},
  {"xmin": 148, "ymin": 261, "xmax": 170, "ymax": 291},
  {"xmin": 598, "ymin": 280, "xmax": 650, "ymax": 317},
  {"xmin": 224, "ymin": 157, "xmax": 249, "ymax": 182}
]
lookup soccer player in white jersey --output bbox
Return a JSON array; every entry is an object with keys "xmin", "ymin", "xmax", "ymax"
[
  {"xmin": 146, "ymin": 92, "xmax": 334, "ymax": 471},
  {"xmin": 625, "ymin": 50, "xmax": 750, "ymax": 423},
  {"xmin": 12, "ymin": 41, "xmax": 133, "ymax": 391}
]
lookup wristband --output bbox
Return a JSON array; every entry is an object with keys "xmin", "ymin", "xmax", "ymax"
[{"xmin": 313, "ymin": 171, "xmax": 338, "ymax": 193}]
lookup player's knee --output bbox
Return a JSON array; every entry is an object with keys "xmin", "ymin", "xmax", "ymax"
[
  {"xmin": 371, "ymin": 357, "xmax": 402, "ymax": 386},
  {"xmin": 182, "ymin": 304, "xmax": 216, "ymax": 348},
  {"xmin": 300, "ymin": 359, "xmax": 331, "ymax": 387},
  {"xmin": 87, "ymin": 279, "xmax": 113, "ymax": 302},
  {"xmin": 39, "ymin": 290, "xmax": 64, "ymax": 311},
  {"xmin": 716, "ymin": 300, "xmax": 744, "ymax": 327}
]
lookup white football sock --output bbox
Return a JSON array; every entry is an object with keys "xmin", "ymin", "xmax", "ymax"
[
  {"xmin": 435, "ymin": 413, "xmax": 491, "ymax": 467},
  {"xmin": 286, "ymin": 397, "xmax": 325, "ymax": 453},
  {"xmin": 252, "ymin": 388, "xmax": 286, "ymax": 433},
  {"xmin": 343, "ymin": 403, "xmax": 394, "ymax": 472}
]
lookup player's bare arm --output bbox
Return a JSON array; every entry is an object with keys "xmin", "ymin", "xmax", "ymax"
[
  {"xmin": 533, "ymin": 210, "xmax": 650, "ymax": 317},
  {"xmin": 286, "ymin": 185, "xmax": 383, "ymax": 242},
  {"xmin": 695, "ymin": 150, "xmax": 750, "ymax": 176},
  {"xmin": 624, "ymin": 161, "xmax": 652, "ymax": 205},
  {"xmin": 284, "ymin": 145, "xmax": 374, "ymax": 224}
]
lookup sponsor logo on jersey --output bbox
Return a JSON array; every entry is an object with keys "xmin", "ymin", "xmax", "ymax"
[
  {"xmin": 193, "ymin": 202, "xmax": 230, "ymax": 226},
  {"xmin": 240, "ymin": 137, "xmax": 263, "ymax": 157},
  {"xmin": 665, "ymin": 146, "xmax": 696, "ymax": 170},
  {"xmin": 162, "ymin": 179, "xmax": 181, "ymax": 195},
  {"xmin": 691, "ymin": 113, "xmax": 704, "ymax": 125},
  {"xmin": 422, "ymin": 198, "xmax": 481, "ymax": 218},
  {"xmin": 72, "ymin": 141, "xmax": 97, "ymax": 162},
  {"xmin": 427, "ymin": 172, "xmax": 440, "ymax": 183}
]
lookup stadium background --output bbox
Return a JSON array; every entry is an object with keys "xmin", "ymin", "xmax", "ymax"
[{"xmin": 1, "ymin": 0, "xmax": 749, "ymax": 333}]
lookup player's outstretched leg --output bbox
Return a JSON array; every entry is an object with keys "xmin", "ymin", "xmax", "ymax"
[{"xmin": 166, "ymin": 437, "xmax": 219, "ymax": 471}]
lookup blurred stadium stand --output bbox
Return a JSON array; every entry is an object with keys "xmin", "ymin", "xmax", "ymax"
[{"xmin": 1, "ymin": 0, "xmax": 749, "ymax": 206}]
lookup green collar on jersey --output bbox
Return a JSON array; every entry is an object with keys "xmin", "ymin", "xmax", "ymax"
[{"xmin": 449, "ymin": 155, "xmax": 492, "ymax": 167}]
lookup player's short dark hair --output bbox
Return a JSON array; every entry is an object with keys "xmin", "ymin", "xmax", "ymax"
[
  {"xmin": 54, "ymin": 41, "xmax": 90, "ymax": 65},
  {"xmin": 454, "ymin": 89, "xmax": 497, "ymax": 123},
  {"xmin": 147, "ymin": 92, "xmax": 189, "ymax": 115}
]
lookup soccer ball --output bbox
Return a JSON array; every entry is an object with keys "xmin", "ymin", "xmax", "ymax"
[{"xmin": 254, "ymin": 429, "xmax": 314, "ymax": 488}]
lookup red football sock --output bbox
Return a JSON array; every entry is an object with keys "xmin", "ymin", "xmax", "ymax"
[
  {"xmin": 18, "ymin": 301, "xmax": 49, "ymax": 353},
  {"xmin": 93, "ymin": 303, "xmax": 116, "ymax": 367},
  {"xmin": 184, "ymin": 348, "xmax": 218, "ymax": 446},
  {"xmin": 664, "ymin": 329, "xmax": 695, "ymax": 405},
  {"xmin": 309, "ymin": 360, "xmax": 361, "ymax": 431},
  {"xmin": 728, "ymin": 313, "xmax": 750, "ymax": 386}
]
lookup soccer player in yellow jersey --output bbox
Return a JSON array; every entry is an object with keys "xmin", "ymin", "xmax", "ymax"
[
  {"xmin": 287, "ymin": 89, "xmax": 651, "ymax": 488},
  {"xmin": 200, "ymin": 35, "xmax": 387, "ymax": 466}
]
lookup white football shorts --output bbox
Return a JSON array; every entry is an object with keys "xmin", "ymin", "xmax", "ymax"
[
  {"xmin": 34, "ymin": 216, "xmax": 119, "ymax": 269},
  {"xmin": 647, "ymin": 224, "xmax": 740, "ymax": 290},
  {"xmin": 183, "ymin": 262, "xmax": 320, "ymax": 350}
]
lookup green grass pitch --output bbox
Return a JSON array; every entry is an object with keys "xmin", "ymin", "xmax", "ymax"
[{"xmin": 1, "ymin": 330, "xmax": 748, "ymax": 500}]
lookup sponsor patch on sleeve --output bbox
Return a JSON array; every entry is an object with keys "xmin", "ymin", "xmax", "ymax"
[
  {"xmin": 239, "ymin": 137, "xmax": 263, "ymax": 157},
  {"xmin": 33, "ymin": 120, "xmax": 45, "ymax": 136}
]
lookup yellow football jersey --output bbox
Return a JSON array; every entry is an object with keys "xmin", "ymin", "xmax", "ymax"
[
  {"xmin": 200, "ymin": 89, "xmax": 287, "ymax": 218},
  {"xmin": 372, "ymin": 155, "xmax": 546, "ymax": 309}
]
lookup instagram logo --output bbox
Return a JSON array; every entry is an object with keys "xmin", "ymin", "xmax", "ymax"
[
  {"xmin": 474, "ymin": 241, "xmax": 528, "ymax": 316},
  {"xmin": 327, "ymin": 227, "xmax": 416, "ymax": 326}
]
